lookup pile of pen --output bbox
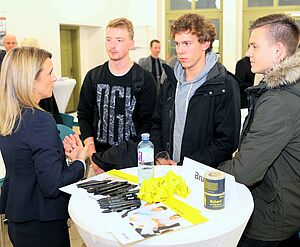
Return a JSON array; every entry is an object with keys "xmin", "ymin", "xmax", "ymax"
[{"xmin": 77, "ymin": 179, "xmax": 141, "ymax": 213}]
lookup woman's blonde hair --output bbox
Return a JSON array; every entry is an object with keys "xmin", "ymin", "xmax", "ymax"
[{"xmin": 0, "ymin": 47, "xmax": 52, "ymax": 136}]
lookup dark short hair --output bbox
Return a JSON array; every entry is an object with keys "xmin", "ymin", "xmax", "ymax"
[
  {"xmin": 250, "ymin": 14, "xmax": 300, "ymax": 56},
  {"xmin": 171, "ymin": 13, "xmax": 216, "ymax": 53},
  {"xmin": 150, "ymin": 39, "xmax": 160, "ymax": 47}
]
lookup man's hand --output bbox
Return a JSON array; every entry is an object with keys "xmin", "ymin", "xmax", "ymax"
[
  {"xmin": 90, "ymin": 159, "xmax": 105, "ymax": 174},
  {"xmin": 83, "ymin": 137, "xmax": 105, "ymax": 174}
]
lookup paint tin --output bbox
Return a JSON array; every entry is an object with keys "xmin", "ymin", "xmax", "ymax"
[
  {"xmin": 204, "ymin": 171, "xmax": 225, "ymax": 210},
  {"xmin": 204, "ymin": 192, "xmax": 225, "ymax": 210}
]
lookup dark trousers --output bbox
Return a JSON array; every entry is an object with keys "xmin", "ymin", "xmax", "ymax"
[
  {"xmin": 238, "ymin": 233, "xmax": 300, "ymax": 247},
  {"xmin": 8, "ymin": 219, "xmax": 70, "ymax": 247}
]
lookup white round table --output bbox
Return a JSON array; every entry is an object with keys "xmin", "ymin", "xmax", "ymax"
[
  {"xmin": 53, "ymin": 78, "xmax": 76, "ymax": 113},
  {"xmin": 68, "ymin": 166, "xmax": 253, "ymax": 247}
]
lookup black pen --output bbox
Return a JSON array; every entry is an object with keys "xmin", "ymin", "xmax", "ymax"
[
  {"xmin": 107, "ymin": 184, "xmax": 138, "ymax": 196},
  {"xmin": 77, "ymin": 179, "xmax": 111, "ymax": 188},
  {"xmin": 108, "ymin": 188, "xmax": 139, "ymax": 197},
  {"xmin": 99, "ymin": 200, "xmax": 141, "ymax": 209},
  {"xmin": 98, "ymin": 194, "xmax": 138, "ymax": 204},
  {"xmin": 94, "ymin": 183, "xmax": 130, "ymax": 195},
  {"xmin": 88, "ymin": 181, "xmax": 128, "ymax": 193},
  {"xmin": 102, "ymin": 203, "xmax": 141, "ymax": 213}
]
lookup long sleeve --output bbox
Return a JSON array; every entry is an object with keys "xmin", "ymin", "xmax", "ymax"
[
  {"xmin": 218, "ymin": 94, "xmax": 293, "ymax": 186},
  {"xmin": 150, "ymin": 87, "xmax": 165, "ymax": 155},
  {"xmin": 30, "ymin": 113, "xmax": 84, "ymax": 198},
  {"xmin": 135, "ymin": 69, "xmax": 157, "ymax": 135},
  {"xmin": 77, "ymin": 68, "xmax": 97, "ymax": 141},
  {"xmin": 187, "ymin": 75, "xmax": 241, "ymax": 167}
]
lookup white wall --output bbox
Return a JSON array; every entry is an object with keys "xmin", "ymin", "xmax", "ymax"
[
  {"xmin": 0, "ymin": 0, "xmax": 241, "ymax": 80},
  {"xmin": 79, "ymin": 26, "xmax": 105, "ymax": 80},
  {"xmin": 223, "ymin": 0, "xmax": 243, "ymax": 73},
  {"xmin": 0, "ymin": 0, "xmax": 162, "ymax": 82}
]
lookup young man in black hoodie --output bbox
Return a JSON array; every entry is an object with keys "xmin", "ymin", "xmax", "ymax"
[
  {"xmin": 151, "ymin": 13, "xmax": 241, "ymax": 167},
  {"xmin": 77, "ymin": 18, "xmax": 157, "ymax": 174}
]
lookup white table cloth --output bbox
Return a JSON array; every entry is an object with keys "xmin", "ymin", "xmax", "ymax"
[
  {"xmin": 68, "ymin": 166, "xmax": 254, "ymax": 247},
  {"xmin": 53, "ymin": 78, "xmax": 76, "ymax": 113}
]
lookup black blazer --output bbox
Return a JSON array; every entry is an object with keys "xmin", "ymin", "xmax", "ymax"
[
  {"xmin": 235, "ymin": 57, "xmax": 255, "ymax": 108},
  {"xmin": 0, "ymin": 108, "xmax": 84, "ymax": 222},
  {"xmin": 0, "ymin": 50, "xmax": 6, "ymax": 68}
]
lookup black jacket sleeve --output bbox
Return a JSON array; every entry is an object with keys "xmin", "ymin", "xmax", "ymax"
[
  {"xmin": 235, "ymin": 57, "xmax": 255, "ymax": 91},
  {"xmin": 188, "ymin": 73, "xmax": 241, "ymax": 167},
  {"xmin": 150, "ymin": 83, "xmax": 166, "ymax": 155},
  {"xmin": 77, "ymin": 68, "xmax": 98, "ymax": 141},
  {"xmin": 150, "ymin": 64, "xmax": 175, "ymax": 155},
  {"xmin": 134, "ymin": 67, "xmax": 157, "ymax": 135},
  {"xmin": 92, "ymin": 140, "xmax": 138, "ymax": 171}
]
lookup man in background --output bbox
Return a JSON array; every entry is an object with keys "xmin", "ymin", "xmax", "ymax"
[
  {"xmin": 0, "ymin": 34, "xmax": 17, "ymax": 66},
  {"xmin": 235, "ymin": 56, "xmax": 255, "ymax": 108},
  {"xmin": 138, "ymin": 39, "xmax": 167, "ymax": 92},
  {"xmin": 219, "ymin": 14, "xmax": 300, "ymax": 246},
  {"xmin": 77, "ymin": 18, "xmax": 157, "ymax": 174}
]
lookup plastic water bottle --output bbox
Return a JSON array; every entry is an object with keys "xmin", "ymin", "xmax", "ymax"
[{"xmin": 137, "ymin": 133, "xmax": 154, "ymax": 186}]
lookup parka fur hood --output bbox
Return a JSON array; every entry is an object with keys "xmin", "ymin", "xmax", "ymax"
[{"xmin": 265, "ymin": 49, "xmax": 300, "ymax": 88}]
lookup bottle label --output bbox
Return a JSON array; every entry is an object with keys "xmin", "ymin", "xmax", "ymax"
[{"xmin": 138, "ymin": 148, "xmax": 154, "ymax": 163}]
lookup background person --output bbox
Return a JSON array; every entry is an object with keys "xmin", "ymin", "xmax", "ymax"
[
  {"xmin": 0, "ymin": 34, "xmax": 17, "ymax": 67},
  {"xmin": 235, "ymin": 56, "xmax": 255, "ymax": 108},
  {"xmin": 138, "ymin": 39, "xmax": 167, "ymax": 92},
  {"xmin": 0, "ymin": 47, "xmax": 86, "ymax": 247}
]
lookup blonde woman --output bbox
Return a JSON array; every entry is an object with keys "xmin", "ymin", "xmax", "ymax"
[{"xmin": 0, "ymin": 47, "xmax": 85, "ymax": 247}]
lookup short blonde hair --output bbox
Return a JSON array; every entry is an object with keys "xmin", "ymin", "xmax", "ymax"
[
  {"xmin": 0, "ymin": 47, "xmax": 52, "ymax": 136},
  {"xmin": 107, "ymin": 17, "xmax": 134, "ymax": 40}
]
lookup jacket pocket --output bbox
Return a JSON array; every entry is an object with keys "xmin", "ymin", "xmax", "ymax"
[
  {"xmin": 254, "ymin": 183, "xmax": 277, "ymax": 203},
  {"xmin": 250, "ymin": 183, "xmax": 281, "ymax": 238}
]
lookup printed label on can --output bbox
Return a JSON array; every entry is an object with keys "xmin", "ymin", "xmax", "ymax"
[
  {"xmin": 204, "ymin": 171, "xmax": 225, "ymax": 194},
  {"xmin": 204, "ymin": 192, "xmax": 225, "ymax": 210}
]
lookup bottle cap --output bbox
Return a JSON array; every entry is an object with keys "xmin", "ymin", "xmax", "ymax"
[{"xmin": 141, "ymin": 133, "xmax": 150, "ymax": 141}]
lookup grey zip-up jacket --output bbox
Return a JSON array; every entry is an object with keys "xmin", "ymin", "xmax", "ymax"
[{"xmin": 219, "ymin": 50, "xmax": 300, "ymax": 241}]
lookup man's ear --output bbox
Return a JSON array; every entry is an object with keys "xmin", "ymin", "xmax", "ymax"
[
  {"xmin": 130, "ymin": 40, "xmax": 135, "ymax": 50},
  {"xmin": 275, "ymin": 42, "xmax": 286, "ymax": 60},
  {"xmin": 201, "ymin": 41, "xmax": 211, "ymax": 51}
]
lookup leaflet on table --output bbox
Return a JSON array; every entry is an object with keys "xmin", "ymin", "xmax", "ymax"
[
  {"xmin": 180, "ymin": 157, "xmax": 237, "ymax": 210},
  {"xmin": 95, "ymin": 170, "xmax": 208, "ymax": 244},
  {"xmin": 100, "ymin": 201, "xmax": 197, "ymax": 245}
]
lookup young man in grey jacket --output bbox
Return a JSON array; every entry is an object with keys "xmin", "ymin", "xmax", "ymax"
[{"xmin": 219, "ymin": 14, "xmax": 300, "ymax": 246}]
